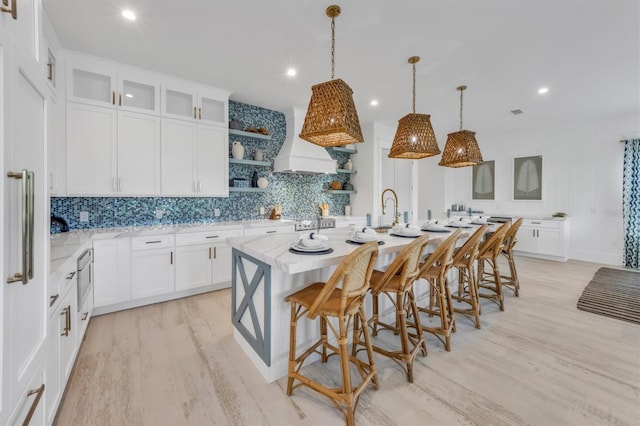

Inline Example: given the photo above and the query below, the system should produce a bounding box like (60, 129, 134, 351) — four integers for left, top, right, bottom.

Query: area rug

(577, 267, 640, 325)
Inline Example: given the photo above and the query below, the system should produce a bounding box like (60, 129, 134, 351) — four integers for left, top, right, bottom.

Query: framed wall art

(472, 160, 495, 200)
(513, 155, 542, 200)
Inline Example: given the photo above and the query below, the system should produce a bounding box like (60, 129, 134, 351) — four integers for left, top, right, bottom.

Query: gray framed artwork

(472, 160, 495, 200)
(513, 155, 542, 200)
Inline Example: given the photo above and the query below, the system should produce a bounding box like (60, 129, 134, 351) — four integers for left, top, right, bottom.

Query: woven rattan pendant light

(389, 56, 440, 159)
(439, 85, 483, 167)
(299, 5, 363, 147)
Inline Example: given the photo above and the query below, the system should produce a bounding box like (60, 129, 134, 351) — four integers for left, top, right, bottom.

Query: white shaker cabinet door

(117, 111, 161, 195)
(197, 123, 228, 196)
(211, 243, 233, 285)
(66, 102, 118, 195)
(536, 228, 565, 258)
(175, 244, 212, 291)
(131, 248, 174, 299)
(161, 118, 197, 195)
(93, 238, 131, 307)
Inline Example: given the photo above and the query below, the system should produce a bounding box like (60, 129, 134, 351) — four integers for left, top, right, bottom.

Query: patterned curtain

(623, 139, 640, 268)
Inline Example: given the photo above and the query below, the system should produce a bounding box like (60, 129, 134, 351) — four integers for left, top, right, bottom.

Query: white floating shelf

(229, 129, 272, 141)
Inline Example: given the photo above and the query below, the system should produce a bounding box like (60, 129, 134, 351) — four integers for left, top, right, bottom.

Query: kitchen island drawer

(522, 218, 565, 229)
(131, 234, 174, 250)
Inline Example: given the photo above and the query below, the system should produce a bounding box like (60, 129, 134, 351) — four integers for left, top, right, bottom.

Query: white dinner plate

(350, 235, 379, 243)
(290, 243, 330, 252)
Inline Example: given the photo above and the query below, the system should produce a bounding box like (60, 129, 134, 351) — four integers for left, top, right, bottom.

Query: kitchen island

(227, 226, 475, 383)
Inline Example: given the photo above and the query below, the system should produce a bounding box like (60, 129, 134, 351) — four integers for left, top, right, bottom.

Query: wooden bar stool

(285, 242, 379, 426)
(354, 234, 430, 383)
(476, 222, 510, 311)
(414, 229, 462, 352)
(451, 224, 488, 329)
(500, 217, 523, 297)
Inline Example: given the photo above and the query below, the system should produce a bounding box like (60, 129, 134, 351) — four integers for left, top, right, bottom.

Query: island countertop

(227, 226, 474, 275)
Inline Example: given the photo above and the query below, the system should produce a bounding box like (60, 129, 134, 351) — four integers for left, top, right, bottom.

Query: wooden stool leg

(467, 266, 481, 328)
(320, 316, 328, 362)
(492, 260, 505, 311)
(338, 316, 354, 425)
(395, 292, 413, 382)
(508, 254, 520, 296)
(359, 305, 379, 389)
(372, 293, 379, 336)
(287, 302, 297, 396)
(436, 278, 451, 352)
(444, 277, 456, 333)
(409, 289, 428, 357)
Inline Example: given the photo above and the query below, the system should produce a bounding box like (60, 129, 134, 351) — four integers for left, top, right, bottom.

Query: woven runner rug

(577, 267, 640, 325)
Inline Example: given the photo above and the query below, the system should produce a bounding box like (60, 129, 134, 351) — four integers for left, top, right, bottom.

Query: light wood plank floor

(55, 256, 640, 425)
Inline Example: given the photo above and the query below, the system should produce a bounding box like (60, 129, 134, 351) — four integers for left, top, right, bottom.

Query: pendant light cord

(412, 61, 416, 114)
(330, 16, 335, 79)
(459, 87, 464, 131)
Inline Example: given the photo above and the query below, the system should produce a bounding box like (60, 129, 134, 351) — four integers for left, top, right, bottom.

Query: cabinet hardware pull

(209, 247, 212, 260)
(66, 271, 76, 280)
(49, 294, 59, 307)
(170, 251, 173, 265)
(206, 235, 219, 239)
(6, 170, 33, 284)
(145, 240, 162, 244)
(22, 384, 45, 426)
(118, 177, 123, 192)
(214, 247, 217, 259)
(198, 181, 202, 193)
(531, 221, 541, 224)
(61, 306, 70, 336)
(82, 312, 88, 321)
(112, 91, 115, 105)
(1, 0, 16, 20)
(266, 230, 277, 234)
(198, 107, 202, 120)
(47, 63, 53, 81)
(119, 93, 122, 106)
(112, 177, 117, 192)
(193, 106, 197, 119)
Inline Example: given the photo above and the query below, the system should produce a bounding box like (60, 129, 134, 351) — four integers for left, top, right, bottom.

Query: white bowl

(299, 238, 324, 248)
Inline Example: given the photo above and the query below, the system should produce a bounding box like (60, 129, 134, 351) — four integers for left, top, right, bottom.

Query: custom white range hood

(273, 107, 337, 174)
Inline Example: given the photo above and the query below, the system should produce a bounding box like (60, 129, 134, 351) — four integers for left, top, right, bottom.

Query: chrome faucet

(381, 188, 400, 226)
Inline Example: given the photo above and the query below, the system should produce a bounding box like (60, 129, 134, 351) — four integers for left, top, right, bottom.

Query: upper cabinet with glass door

(67, 59, 160, 115)
(161, 81, 230, 126)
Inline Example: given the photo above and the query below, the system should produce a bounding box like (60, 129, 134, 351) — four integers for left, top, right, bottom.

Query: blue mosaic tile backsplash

(51, 100, 353, 230)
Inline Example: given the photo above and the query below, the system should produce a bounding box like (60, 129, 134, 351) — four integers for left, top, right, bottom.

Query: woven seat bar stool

(500, 217, 523, 297)
(285, 242, 379, 426)
(451, 224, 488, 329)
(413, 229, 462, 352)
(476, 222, 510, 311)
(353, 234, 430, 383)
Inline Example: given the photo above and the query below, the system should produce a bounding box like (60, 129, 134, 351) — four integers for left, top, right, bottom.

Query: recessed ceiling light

(125, 93, 133, 98)
(538, 87, 549, 94)
(370, 99, 379, 106)
(122, 10, 136, 21)
(286, 68, 297, 77)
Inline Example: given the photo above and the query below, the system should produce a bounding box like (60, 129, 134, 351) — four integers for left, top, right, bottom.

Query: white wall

(418, 112, 639, 265)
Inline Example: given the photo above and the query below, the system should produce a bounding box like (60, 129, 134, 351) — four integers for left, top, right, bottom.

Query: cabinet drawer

(131, 234, 174, 250)
(175, 229, 243, 246)
(244, 225, 295, 236)
(522, 219, 565, 229)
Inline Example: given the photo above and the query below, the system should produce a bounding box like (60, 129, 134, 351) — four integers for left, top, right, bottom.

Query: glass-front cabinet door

(198, 88, 228, 126)
(67, 63, 116, 108)
(118, 71, 160, 115)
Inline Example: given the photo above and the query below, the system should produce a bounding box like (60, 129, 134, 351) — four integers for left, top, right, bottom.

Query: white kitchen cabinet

(161, 80, 229, 126)
(131, 235, 175, 299)
(0, 0, 41, 62)
(161, 118, 228, 196)
(93, 238, 132, 308)
(2, 40, 49, 425)
(175, 228, 243, 291)
(5, 362, 46, 426)
(57, 284, 78, 386)
(66, 102, 161, 195)
(67, 60, 160, 115)
(514, 218, 570, 261)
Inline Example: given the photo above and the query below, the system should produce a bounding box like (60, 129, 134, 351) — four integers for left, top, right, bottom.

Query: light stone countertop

(227, 226, 475, 275)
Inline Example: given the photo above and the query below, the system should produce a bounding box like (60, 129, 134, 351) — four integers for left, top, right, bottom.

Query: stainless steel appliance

(294, 218, 336, 232)
(77, 249, 92, 312)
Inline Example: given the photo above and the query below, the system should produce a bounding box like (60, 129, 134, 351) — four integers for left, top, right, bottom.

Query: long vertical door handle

(198, 107, 202, 120)
(112, 91, 115, 105)
(119, 93, 122, 106)
(22, 384, 45, 426)
(213, 247, 217, 259)
(1, 0, 17, 20)
(6, 170, 28, 284)
(170, 251, 173, 265)
(208, 247, 212, 260)
(27, 171, 34, 280)
(193, 107, 197, 119)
